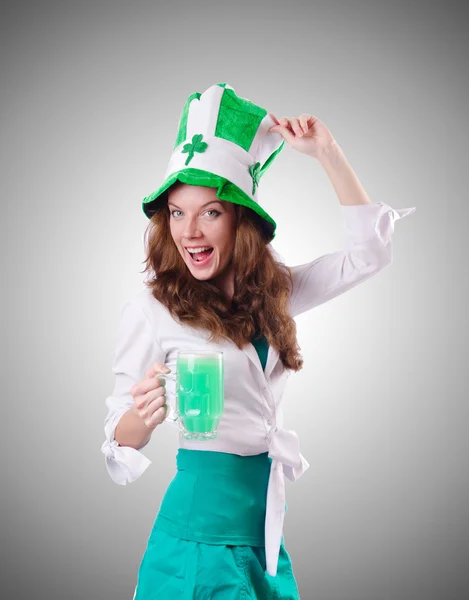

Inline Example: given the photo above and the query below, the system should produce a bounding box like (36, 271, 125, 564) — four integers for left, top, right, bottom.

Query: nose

(182, 215, 203, 238)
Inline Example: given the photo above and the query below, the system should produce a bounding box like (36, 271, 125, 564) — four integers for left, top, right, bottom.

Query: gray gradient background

(1, 1, 466, 599)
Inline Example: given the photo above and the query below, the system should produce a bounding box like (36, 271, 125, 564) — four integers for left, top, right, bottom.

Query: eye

(170, 209, 221, 218)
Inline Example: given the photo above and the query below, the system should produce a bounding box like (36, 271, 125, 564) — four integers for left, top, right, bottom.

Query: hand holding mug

(130, 362, 171, 429)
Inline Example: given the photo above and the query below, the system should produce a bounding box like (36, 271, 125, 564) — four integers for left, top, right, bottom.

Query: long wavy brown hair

(140, 192, 304, 373)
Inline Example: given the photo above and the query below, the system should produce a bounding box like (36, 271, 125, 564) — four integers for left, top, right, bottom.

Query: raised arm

(288, 202, 416, 317)
(268, 116, 417, 318)
(287, 142, 416, 317)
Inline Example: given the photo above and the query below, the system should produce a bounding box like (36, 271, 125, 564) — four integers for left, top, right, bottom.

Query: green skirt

(133, 449, 301, 599)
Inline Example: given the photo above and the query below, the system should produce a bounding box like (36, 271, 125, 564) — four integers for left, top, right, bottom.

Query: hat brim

(142, 168, 277, 240)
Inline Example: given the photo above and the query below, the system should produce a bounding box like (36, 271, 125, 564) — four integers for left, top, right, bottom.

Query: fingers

(298, 114, 313, 134)
(144, 395, 168, 428)
(134, 385, 166, 410)
(133, 384, 168, 428)
(269, 116, 302, 139)
(146, 361, 170, 379)
(131, 362, 170, 397)
(280, 116, 304, 137)
(270, 113, 315, 136)
(132, 376, 166, 399)
(142, 396, 168, 429)
(146, 403, 168, 428)
(269, 113, 281, 126)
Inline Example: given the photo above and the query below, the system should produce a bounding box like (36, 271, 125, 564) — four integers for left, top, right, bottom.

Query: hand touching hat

(268, 113, 337, 159)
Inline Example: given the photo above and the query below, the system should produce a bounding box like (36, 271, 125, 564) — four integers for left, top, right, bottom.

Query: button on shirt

(101, 201, 416, 576)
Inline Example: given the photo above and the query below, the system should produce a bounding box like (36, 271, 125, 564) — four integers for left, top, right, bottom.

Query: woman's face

(168, 183, 237, 286)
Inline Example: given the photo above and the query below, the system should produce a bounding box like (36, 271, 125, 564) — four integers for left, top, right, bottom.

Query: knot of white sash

(264, 426, 310, 577)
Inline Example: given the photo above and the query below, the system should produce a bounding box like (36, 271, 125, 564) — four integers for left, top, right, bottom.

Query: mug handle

(155, 372, 181, 426)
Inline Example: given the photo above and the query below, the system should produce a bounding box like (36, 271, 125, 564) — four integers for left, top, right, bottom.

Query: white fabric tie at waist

(265, 426, 310, 577)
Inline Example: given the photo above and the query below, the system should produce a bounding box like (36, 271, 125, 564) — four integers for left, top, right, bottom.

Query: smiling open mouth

(186, 247, 214, 266)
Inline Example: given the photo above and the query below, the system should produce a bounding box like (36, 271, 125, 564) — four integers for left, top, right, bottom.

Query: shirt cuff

(101, 409, 152, 485)
(342, 202, 417, 245)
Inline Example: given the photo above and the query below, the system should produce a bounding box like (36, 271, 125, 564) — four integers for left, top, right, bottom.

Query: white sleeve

(100, 299, 176, 486)
(288, 202, 416, 317)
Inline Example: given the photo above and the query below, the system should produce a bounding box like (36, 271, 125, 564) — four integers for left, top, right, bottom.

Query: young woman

(101, 83, 416, 599)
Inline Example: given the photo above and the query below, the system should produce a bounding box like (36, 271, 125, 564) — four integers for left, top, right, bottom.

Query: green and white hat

(142, 82, 285, 241)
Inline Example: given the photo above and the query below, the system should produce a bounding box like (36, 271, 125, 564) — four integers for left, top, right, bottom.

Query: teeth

(187, 246, 212, 254)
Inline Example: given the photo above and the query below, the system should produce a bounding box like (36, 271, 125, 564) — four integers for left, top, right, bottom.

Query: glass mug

(157, 351, 224, 440)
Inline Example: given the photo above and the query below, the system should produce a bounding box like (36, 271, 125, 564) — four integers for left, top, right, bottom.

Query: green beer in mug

(158, 351, 224, 440)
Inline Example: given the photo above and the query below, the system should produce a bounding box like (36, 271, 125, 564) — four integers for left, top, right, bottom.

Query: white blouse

(101, 201, 416, 577)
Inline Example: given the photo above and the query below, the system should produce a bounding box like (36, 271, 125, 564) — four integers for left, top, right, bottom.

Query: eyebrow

(167, 200, 224, 209)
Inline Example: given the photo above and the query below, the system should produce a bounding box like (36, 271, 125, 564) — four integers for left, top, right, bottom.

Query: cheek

(169, 223, 182, 243)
